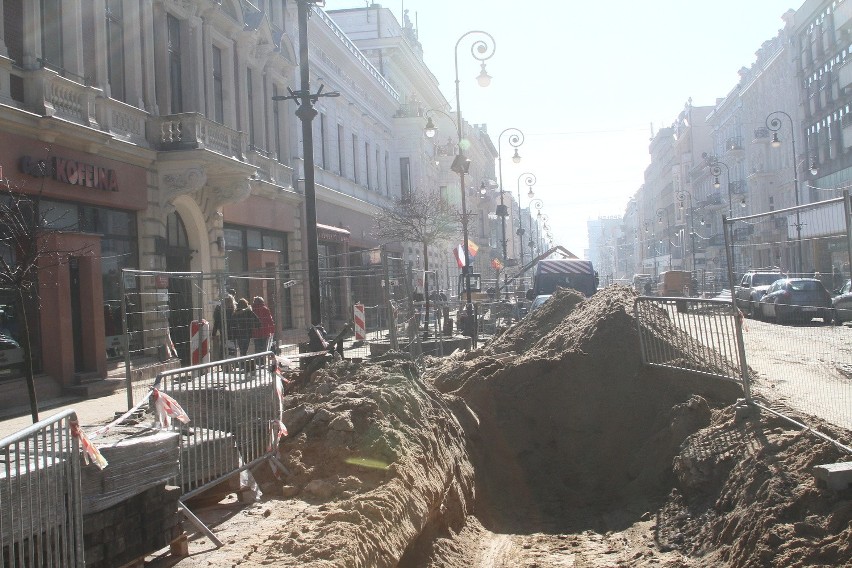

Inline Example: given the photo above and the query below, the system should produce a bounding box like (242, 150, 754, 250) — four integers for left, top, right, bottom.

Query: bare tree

(0, 175, 84, 422)
(373, 190, 460, 334)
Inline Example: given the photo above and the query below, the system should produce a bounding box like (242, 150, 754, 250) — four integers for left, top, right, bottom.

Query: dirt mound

(659, 407, 852, 567)
(165, 285, 850, 567)
(426, 286, 743, 529)
(234, 358, 475, 567)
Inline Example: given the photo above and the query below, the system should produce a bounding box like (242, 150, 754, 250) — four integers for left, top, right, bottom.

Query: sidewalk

(0, 388, 131, 439)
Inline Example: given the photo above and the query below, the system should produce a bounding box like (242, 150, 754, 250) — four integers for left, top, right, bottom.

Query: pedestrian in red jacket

(252, 296, 275, 353)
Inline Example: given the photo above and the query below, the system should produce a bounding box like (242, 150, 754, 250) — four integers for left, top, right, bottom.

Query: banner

(491, 258, 503, 270)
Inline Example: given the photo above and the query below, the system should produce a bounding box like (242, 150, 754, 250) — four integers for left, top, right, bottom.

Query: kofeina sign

(19, 155, 119, 192)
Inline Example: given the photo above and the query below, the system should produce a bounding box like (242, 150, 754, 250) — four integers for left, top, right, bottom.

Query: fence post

(122, 268, 133, 410)
(844, 190, 852, 282)
(723, 214, 752, 402)
(381, 247, 398, 350)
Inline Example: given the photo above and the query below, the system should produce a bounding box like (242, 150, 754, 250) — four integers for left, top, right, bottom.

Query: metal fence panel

(153, 353, 278, 497)
(635, 296, 744, 384)
(0, 410, 83, 568)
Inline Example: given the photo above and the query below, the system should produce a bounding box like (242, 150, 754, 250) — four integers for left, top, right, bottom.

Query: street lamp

(766, 110, 815, 275)
(676, 190, 696, 273)
(529, 198, 544, 257)
(453, 30, 495, 339)
(704, 153, 733, 215)
(496, 128, 524, 262)
(516, 172, 536, 266)
(271, 0, 340, 326)
(657, 207, 673, 270)
(644, 220, 659, 278)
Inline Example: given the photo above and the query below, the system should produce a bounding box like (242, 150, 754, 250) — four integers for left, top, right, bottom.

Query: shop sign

(19, 155, 119, 192)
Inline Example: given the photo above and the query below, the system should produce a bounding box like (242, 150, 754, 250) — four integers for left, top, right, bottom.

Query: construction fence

(0, 409, 84, 568)
(636, 192, 852, 453)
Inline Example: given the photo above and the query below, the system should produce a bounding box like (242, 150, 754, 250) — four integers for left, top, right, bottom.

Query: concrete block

(170, 534, 189, 558)
(813, 461, 852, 491)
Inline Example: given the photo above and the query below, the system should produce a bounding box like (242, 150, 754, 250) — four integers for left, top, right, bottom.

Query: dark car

(757, 278, 833, 324)
(832, 279, 852, 323)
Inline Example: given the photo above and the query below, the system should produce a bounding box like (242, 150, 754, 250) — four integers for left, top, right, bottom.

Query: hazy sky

(325, 0, 797, 257)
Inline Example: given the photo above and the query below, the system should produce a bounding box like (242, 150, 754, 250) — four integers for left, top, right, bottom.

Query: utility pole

(272, 0, 338, 326)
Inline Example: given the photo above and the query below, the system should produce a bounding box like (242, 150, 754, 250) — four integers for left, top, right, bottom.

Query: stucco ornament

(159, 166, 208, 215)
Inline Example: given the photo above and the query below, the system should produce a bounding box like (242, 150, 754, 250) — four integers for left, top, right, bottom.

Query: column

(140, 0, 157, 113)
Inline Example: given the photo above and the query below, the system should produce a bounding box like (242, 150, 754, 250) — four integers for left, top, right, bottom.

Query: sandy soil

(148, 286, 851, 567)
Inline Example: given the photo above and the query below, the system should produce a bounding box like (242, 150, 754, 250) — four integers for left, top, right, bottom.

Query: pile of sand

(170, 285, 850, 567)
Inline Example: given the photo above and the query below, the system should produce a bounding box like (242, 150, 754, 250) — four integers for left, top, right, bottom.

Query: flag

(453, 244, 465, 268)
(466, 240, 479, 257)
(491, 258, 503, 270)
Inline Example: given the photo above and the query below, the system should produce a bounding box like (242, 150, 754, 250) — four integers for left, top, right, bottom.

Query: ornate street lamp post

(766, 110, 817, 275)
(454, 30, 495, 340)
(657, 207, 672, 270)
(516, 172, 535, 266)
(496, 128, 523, 261)
(676, 190, 696, 273)
(529, 198, 544, 257)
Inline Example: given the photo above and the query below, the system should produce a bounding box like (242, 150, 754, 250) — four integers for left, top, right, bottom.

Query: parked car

(832, 279, 852, 323)
(735, 270, 784, 317)
(529, 294, 552, 314)
(757, 278, 833, 324)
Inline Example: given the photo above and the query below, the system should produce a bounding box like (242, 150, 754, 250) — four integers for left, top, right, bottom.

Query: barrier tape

(71, 419, 109, 470)
(151, 388, 191, 428)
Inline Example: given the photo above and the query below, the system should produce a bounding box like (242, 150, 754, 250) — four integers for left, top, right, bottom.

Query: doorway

(165, 212, 194, 364)
(69, 257, 84, 372)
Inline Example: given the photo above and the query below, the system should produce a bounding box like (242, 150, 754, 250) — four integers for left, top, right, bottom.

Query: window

(385, 152, 390, 195)
(320, 113, 327, 169)
(167, 14, 183, 113)
(41, 0, 63, 72)
(273, 85, 283, 161)
(212, 46, 224, 123)
(375, 147, 381, 192)
(337, 124, 345, 175)
(400, 157, 411, 198)
(247, 68, 256, 148)
(365, 142, 371, 189)
(352, 134, 358, 182)
(106, 0, 125, 101)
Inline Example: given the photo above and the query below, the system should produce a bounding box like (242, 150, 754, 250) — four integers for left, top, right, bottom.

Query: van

(657, 270, 693, 297)
(632, 274, 654, 295)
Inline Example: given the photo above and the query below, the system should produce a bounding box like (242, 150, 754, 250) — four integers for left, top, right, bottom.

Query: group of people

(211, 292, 275, 358)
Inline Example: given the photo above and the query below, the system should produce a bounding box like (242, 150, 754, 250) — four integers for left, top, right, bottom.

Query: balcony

(699, 192, 722, 208)
(730, 180, 748, 195)
(724, 136, 744, 158)
(28, 67, 101, 128)
(752, 127, 771, 143)
(146, 113, 246, 160)
(835, 0, 852, 34)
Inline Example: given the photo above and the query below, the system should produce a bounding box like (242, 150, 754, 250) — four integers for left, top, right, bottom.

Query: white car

(529, 294, 552, 313)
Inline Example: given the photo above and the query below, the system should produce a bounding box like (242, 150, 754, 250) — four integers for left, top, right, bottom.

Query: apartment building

(0, 1, 497, 408)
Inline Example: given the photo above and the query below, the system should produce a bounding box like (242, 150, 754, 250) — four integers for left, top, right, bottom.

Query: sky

(325, 0, 798, 257)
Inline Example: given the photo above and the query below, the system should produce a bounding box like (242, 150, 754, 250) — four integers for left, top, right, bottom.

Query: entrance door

(165, 212, 194, 364)
(69, 258, 84, 372)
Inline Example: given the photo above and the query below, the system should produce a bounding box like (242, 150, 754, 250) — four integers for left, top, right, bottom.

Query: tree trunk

(423, 243, 430, 335)
(18, 288, 38, 423)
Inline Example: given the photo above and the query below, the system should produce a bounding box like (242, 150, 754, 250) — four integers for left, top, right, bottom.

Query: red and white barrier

(353, 303, 366, 340)
(190, 319, 210, 365)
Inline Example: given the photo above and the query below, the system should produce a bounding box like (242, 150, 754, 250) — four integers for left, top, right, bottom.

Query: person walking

(252, 296, 275, 353)
(232, 298, 260, 357)
(211, 294, 236, 359)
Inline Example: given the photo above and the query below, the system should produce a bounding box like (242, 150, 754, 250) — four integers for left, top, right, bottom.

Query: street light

(643, 220, 659, 278)
(704, 153, 733, 215)
(657, 207, 673, 270)
(766, 110, 815, 275)
(453, 30, 495, 339)
(496, 128, 524, 262)
(516, 172, 536, 266)
(271, 0, 340, 326)
(676, 190, 696, 273)
(529, 198, 544, 257)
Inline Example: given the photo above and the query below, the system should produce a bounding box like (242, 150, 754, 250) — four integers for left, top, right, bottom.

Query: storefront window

(224, 224, 291, 328)
(41, 200, 138, 360)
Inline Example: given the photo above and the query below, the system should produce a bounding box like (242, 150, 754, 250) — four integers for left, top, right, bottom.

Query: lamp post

(644, 221, 658, 278)
(538, 213, 549, 253)
(766, 110, 814, 275)
(657, 207, 672, 270)
(271, 0, 340, 327)
(529, 198, 544, 257)
(516, 172, 535, 266)
(496, 128, 523, 261)
(705, 154, 733, 215)
(453, 30, 495, 341)
(676, 190, 696, 273)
